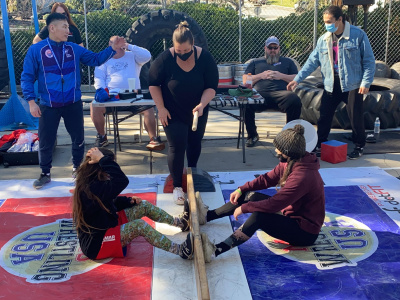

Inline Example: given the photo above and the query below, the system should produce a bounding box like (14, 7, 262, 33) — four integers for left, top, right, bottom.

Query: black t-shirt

(245, 56, 298, 92)
(38, 24, 83, 45)
(148, 48, 219, 125)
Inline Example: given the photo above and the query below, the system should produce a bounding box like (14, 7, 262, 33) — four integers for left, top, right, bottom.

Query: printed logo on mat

(257, 213, 378, 270)
(0, 219, 111, 283)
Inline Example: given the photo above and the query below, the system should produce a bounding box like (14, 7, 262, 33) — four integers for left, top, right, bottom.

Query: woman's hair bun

(293, 124, 305, 136)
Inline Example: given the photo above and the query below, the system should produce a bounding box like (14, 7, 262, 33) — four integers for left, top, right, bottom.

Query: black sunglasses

(267, 46, 279, 50)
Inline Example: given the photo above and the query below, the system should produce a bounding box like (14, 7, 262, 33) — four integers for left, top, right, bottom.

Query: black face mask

(175, 49, 193, 61)
(277, 154, 288, 163)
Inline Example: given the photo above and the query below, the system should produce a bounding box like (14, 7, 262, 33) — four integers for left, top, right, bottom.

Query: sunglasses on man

(267, 46, 279, 50)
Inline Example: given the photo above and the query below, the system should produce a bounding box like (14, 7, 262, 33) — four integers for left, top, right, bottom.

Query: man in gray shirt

(244, 36, 301, 147)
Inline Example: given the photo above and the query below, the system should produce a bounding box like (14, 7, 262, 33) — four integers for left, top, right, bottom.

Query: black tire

(0, 27, 9, 91)
(295, 76, 400, 130)
(390, 62, 400, 80)
(374, 60, 391, 78)
(126, 9, 209, 89)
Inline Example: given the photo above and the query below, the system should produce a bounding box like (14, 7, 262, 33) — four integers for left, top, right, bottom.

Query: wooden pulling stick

(192, 111, 199, 131)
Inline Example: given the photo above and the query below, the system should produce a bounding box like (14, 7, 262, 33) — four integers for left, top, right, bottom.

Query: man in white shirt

(91, 36, 164, 151)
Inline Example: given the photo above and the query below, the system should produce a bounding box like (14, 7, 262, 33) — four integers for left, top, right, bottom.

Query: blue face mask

(325, 22, 338, 33)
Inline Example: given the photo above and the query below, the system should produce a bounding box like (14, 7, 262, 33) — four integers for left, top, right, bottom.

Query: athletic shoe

(348, 147, 363, 160)
(178, 200, 190, 232)
(173, 187, 186, 205)
(72, 167, 77, 179)
(201, 232, 216, 263)
(196, 192, 209, 225)
(312, 146, 321, 157)
(179, 232, 194, 260)
(94, 134, 109, 147)
(366, 134, 377, 143)
(146, 136, 165, 151)
(33, 173, 51, 189)
(246, 134, 259, 147)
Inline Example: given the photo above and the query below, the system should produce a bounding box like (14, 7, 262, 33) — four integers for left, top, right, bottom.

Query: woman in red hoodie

(199, 125, 325, 261)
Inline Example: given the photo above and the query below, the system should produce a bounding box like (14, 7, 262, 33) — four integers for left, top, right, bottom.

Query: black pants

(318, 76, 365, 148)
(163, 109, 208, 187)
(38, 101, 85, 174)
(209, 192, 318, 248)
(245, 90, 302, 138)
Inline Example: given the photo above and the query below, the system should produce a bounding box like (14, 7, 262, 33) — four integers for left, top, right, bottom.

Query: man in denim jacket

(287, 5, 375, 159)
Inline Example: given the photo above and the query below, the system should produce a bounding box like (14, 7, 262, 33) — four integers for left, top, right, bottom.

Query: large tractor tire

(0, 27, 9, 91)
(295, 76, 400, 130)
(390, 62, 400, 80)
(126, 9, 208, 89)
(374, 60, 391, 78)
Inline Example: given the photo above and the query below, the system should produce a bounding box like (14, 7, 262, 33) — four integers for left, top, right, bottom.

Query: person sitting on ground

(92, 36, 165, 151)
(196, 125, 325, 262)
(72, 147, 193, 261)
(33, 2, 83, 47)
(243, 36, 302, 147)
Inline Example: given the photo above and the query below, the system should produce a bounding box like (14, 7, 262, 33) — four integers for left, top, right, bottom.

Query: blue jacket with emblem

(294, 22, 375, 93)
(21, 38, 116, 107)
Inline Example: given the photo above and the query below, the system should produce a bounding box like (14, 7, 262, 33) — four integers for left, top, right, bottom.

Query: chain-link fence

(1, 0, 400, 91)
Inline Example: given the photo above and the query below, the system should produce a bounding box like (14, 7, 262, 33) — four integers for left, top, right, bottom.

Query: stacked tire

(0, 27, 9, 91)
(125, 9, 208, 89)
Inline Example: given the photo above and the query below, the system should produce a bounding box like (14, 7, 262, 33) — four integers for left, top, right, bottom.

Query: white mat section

(0, 175, 160, 199)
(151, 184, 252, 300)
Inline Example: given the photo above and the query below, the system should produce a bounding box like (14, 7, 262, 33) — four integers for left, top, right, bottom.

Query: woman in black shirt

(149, 21, 219, 205)
(72, 147, 194, 261)
(33, 2, 83, 46)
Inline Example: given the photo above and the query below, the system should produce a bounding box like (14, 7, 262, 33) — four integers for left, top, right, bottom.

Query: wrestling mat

(0, 167, 399, 299)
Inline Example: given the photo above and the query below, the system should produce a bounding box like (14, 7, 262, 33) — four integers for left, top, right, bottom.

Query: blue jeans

(38, 101, 85, 173)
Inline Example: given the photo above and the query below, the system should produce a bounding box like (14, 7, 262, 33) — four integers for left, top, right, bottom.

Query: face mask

(175, 49, 193, 61)
(277, 154, 288, 163)
(325, 22, 338, 33)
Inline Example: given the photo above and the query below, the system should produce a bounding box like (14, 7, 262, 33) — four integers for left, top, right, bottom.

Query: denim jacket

(294, 22, 375, 93)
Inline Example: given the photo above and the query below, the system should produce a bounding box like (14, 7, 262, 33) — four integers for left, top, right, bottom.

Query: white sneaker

(195, 191, 209, 225)
(173, 187, 186, 205)
(201, 232, 216, 263)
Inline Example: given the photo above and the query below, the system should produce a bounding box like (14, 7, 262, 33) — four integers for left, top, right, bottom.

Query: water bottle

(245, 73, 252, 88)
(374, 117, 380, 141)
(374, 117, 380, 134)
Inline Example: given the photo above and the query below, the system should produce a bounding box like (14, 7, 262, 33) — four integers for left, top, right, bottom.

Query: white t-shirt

(94, 44, 151, 91)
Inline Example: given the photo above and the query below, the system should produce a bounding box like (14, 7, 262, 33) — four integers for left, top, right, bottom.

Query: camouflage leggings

(120, 200, 175, 252)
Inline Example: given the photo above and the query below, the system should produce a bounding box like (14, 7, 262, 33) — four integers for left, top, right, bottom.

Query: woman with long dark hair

(197, 125, 325, 262)
(148, 21, 219, 205)
(72, 147, 193, 260)
(33, 2, 83, 46)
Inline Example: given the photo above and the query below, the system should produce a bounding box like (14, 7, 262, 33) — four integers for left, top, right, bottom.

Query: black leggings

(163, 109, 208, 187)
(209, 192, 318, 251)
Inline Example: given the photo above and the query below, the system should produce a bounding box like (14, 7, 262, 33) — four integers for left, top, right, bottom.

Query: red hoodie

(240, 152, 325, 235)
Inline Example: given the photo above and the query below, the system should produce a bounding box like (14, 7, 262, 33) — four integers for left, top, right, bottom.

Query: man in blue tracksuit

(287, 5, 375, 160)
(21, 13, 125, 189)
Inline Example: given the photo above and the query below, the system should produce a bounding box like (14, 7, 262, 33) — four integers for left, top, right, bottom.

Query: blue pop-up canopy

(0, 0, 38, 131)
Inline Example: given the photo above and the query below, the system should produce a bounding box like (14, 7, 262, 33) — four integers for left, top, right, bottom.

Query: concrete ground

(1, 98, 400, 181)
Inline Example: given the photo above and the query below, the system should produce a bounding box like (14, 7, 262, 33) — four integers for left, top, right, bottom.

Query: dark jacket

(240, 152, 325, 234)
(77, 156, 133, 259)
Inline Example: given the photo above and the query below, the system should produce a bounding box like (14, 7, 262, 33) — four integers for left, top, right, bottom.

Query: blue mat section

(222, 186, 400, 300)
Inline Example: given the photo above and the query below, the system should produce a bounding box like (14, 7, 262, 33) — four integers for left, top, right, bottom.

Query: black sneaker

(94, 134, 109, 147)
(312, 146, 321, 157)
(178, 200, 190, 232)
(33, 173, 51, 189)
(246, 134, 259, 147)
(146, 136, 165, 151)
(348, 147, 363, 160)
(179, 232, 194, 260)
